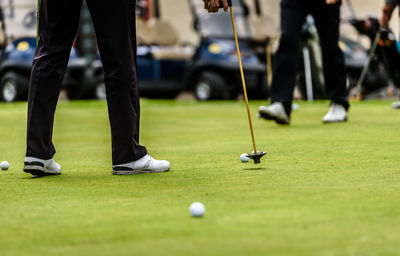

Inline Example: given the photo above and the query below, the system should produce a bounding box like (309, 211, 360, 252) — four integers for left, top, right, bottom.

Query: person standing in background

(258, 0, 349, 124)
(380, 0, 400, 109)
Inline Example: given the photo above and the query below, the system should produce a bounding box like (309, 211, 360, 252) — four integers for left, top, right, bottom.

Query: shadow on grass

(19, 169, 174, 187)
(22, 175, 61, 180)
(243, 167, 267, 171)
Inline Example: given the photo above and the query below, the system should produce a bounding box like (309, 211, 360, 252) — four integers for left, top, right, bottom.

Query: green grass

(0, 99, 399, 256)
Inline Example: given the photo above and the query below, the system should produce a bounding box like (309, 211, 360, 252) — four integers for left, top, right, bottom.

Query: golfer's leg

(312, 2, 349, 109)
(86, 0, 147, 165)
(270, 0, 308, 115)
(26, 0, 83, 159)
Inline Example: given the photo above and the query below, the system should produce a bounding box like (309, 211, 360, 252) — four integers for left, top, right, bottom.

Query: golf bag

(349, 16, 400, 97)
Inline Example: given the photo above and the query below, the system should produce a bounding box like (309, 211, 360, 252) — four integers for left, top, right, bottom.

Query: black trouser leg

(311, 1, 349, 109)
(270, 0, 308, 116)
(26, 0, 83, 159)
(85, 0, 147, 165)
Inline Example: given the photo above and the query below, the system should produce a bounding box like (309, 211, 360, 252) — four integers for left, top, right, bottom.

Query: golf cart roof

(189, 0, 251, 40)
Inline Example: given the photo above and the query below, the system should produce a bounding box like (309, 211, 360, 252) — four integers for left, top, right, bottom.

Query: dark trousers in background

(270, 0, 349, 115)
(26, 0, 147, 165)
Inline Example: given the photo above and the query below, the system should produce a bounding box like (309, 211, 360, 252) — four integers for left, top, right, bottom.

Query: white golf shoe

(322, 103, 348, 123)
(392, 101, 400, 109)
(24, 157, 62, 176)
(112, 154, 170, 175)
(258, 102, 290, 124)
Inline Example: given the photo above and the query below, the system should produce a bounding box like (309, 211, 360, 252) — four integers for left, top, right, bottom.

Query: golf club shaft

(229, 7, 257, 153)
(266, 43, 273, 87)
(355, 31, 380, 99)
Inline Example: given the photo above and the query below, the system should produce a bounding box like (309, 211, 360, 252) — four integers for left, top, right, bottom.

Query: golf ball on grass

(190, 202, 205, 217)
(292, 103, 300, 111)
(240, 153, 250, 163)
(0, 161, 9, 170)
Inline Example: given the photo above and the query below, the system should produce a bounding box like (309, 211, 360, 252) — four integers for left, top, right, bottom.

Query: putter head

(247, 151, 267, 164)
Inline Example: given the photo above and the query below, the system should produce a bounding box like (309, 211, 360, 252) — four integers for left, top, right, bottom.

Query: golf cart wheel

(0, 71, 29, 102)
(194, 71, 231, 101)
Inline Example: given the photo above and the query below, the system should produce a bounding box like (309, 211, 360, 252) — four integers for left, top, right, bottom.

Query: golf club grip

(220, 0, 232, 8)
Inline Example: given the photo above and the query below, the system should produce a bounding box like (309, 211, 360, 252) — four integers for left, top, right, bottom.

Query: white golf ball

(0, 161, 9, 170)
(292, 103, 300, 111)
(190, 202, 205, 217)
(240, 153, 250, 163)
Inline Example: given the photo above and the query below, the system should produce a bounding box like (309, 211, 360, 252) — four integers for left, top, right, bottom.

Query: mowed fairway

(0, 100, 399, 256)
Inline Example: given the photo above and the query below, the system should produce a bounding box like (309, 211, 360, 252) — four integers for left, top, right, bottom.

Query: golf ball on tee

(0, 161, 9, 170)
(190, 202, 205, 217)
(240, 153, 250, 163)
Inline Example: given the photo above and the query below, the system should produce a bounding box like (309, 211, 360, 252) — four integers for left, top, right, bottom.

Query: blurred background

(0, 0, 399, 102)
(158, 0, 399, 46)
(3, 0, 396, 45)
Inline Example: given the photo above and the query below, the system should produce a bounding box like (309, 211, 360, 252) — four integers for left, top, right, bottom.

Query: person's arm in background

(203, 0, 229, 13)
(380, 1, 397, 28)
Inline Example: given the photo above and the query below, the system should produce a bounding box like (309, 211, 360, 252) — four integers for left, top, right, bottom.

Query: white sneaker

(24, 157, 62, 176)
(392, 101, 400, 109)
(258, 102, 290, 124)
(112, 154, 170, 175)
(322, 103, 348, 123)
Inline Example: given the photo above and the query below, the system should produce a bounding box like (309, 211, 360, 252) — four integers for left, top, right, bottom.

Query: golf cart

(0, 4, 98, 102)
(186, 0, 268, 100)
(133, 0, 268, 100)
